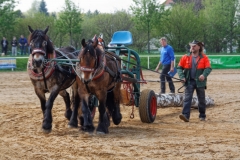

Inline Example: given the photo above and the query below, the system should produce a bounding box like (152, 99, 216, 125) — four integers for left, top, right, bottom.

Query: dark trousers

(182, 80, 206, 119)
(160, 64, 175, 93)
(20, 45, 26, 55)
(2, 47, 7, 54)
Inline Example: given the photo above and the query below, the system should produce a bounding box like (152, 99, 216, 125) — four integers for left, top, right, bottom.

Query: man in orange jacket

(177, 40, 212, 122)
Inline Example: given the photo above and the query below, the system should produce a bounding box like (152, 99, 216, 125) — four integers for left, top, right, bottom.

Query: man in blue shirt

(155, 37, 175, 94)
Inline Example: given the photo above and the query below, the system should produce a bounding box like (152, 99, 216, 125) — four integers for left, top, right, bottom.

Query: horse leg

(112, 100, 122, 125)
(80, 97, 95, 132)
(42, 86, 60, 133)
(34, 88, 46, 116)
(59, 90, 72, 120)
(112, 83, 122, 125)
(107, 83, 122, 125)
(78, 95, 97, 127)
(96, 93, 110, 134)
(106, 90, 114, 121)
(68, 88, 80, 128)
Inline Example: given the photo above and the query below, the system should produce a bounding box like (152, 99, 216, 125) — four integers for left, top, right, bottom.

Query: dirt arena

(0, 69, 240, 159)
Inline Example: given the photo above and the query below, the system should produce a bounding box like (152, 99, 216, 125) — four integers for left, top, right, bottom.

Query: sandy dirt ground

(0, 69, 240, 159)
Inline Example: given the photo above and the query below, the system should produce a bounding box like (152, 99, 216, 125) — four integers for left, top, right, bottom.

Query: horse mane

(28, 29, 54, 54)
(82, 39, 103, 58)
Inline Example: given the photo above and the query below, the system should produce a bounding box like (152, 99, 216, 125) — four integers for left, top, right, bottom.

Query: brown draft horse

(27, 26, 80, 133)
(75, 37, 122, 134)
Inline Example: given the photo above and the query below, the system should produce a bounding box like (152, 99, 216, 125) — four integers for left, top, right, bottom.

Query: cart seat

(109, 31, 133, 46)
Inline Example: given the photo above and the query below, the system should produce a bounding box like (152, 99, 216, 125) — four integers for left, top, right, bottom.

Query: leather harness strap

(104, 65, 116, 78)
(84, 81, 91, 94)
(41, 68, 48, 91)
(104, 54, 122, 82)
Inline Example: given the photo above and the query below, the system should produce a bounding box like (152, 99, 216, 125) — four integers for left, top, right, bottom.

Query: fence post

(148, 56, 149, 69)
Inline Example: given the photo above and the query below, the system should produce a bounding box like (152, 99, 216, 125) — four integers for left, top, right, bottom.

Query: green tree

(14, 13, 57, 45)
(202, 0, 240, 53)
(93, 10, 134, 44)
(130, 26, 149, 52)
(130, 0, 166, 53)
(15, 10, 24, 18)
(25, 0, 40, 16)
(173, 0, 203, 11)
(80, 10, 147, 52)
(79, 13, 98, 47)
(0, 0, 17, 42)
(50, 12, 57, 18)
(39, 0, 49, 16)
(161, 2, 202, 52)
(55, 0, 82, 46)
(221, 0, 240, 53)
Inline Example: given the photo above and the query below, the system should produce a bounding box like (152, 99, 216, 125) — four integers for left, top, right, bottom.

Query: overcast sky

(15, 0, 165, 13)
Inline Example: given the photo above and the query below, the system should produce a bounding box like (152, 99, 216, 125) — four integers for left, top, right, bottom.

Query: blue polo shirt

(159, 45, 175, 65)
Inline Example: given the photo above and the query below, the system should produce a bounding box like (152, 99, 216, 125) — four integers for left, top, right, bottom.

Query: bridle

(30, 31, 49, 57)
(77, 41, 106, 83)
(79, 42, 98, 73)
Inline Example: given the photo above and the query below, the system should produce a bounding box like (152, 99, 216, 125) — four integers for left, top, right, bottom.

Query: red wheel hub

(150, 96, 157, 116)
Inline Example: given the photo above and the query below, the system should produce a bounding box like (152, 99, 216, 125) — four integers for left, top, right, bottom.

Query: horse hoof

(96, 125, 109, 134)
(112, 113, 122, 125)
(68, 124, 78, 128)
(42, 122, 52, 133)
(112, 117, 122, 125)
(96, 131, 107, 135)
(80, 125, 95, 133)
(42, 128, 52, 134)
(65, 109, 72, 120)
(68, 121, 78, 128)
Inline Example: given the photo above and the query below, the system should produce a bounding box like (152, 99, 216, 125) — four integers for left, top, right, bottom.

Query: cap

(189, 40, 204, 47)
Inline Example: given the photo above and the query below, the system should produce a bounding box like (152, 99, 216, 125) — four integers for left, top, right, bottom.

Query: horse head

(28, 25, 54, 70)
(78, 36, 99, 83)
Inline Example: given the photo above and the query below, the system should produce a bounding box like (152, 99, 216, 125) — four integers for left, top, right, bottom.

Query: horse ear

(28, 25, 34, 33)
(43, 26, 49, 34)
(92, 35, 98, 48)
(81, 39, 86, 47)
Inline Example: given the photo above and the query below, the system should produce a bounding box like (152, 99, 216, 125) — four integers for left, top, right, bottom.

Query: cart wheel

(139, 89, 157, 123)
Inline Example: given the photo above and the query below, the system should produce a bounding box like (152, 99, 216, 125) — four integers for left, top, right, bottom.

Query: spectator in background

(28, 42, 31, 55)
(19, 35, 27, 55)
(11, 36, 18, 56)
(1, 37, 8, 55)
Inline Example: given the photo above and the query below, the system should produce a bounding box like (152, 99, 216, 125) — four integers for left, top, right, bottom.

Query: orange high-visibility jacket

(177, 53, 212, 88)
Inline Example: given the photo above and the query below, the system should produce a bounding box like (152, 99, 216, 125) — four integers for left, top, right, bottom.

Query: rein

(41, 68, 48, 91)
(105, 51, 186, 93)
(105, 51, 182, 81)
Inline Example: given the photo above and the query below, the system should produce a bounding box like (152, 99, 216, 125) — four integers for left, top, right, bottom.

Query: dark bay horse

(27, 26, 80, 133)
(75, 36, 122, 134)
